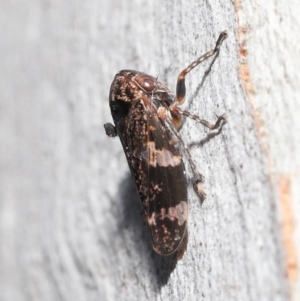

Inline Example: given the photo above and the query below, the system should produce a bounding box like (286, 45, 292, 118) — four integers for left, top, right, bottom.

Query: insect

(104, 31, 227, 256)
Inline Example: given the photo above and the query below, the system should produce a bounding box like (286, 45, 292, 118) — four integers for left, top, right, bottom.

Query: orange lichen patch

(234, 1, 298, 293)
(238, 26, 248, 36)
(279, 175, 298, 282)
(252, 109, 268, 141)
(233, 0, 254, 96)
(239, 64, 249, 81)
(239, 47, 248, 57)
(234, 1, 269, 153)
(240, 65, 254, 93)
(233, 0, 242, 12)
(236, 29, 254, 97)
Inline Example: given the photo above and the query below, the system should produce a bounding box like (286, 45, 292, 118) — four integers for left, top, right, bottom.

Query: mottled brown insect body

(109, 70, 188, 254)
(104, 31, 228, 256)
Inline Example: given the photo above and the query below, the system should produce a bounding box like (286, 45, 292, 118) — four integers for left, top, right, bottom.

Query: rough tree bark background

(0, 0, 299, 301)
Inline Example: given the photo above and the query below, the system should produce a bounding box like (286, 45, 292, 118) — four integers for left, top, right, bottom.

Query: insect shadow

(189, 122, 226, 148)
(186, 50, 226, 147)
(118, 172, 178, 288)
(191, 50, 221, 107)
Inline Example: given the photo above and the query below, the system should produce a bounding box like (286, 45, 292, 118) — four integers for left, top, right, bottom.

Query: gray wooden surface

(1, 1, 299, 301)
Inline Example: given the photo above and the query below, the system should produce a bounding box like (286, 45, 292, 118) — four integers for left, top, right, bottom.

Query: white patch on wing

(147, 201, 188, 226)
(148, 141, 181, 167)
(157, 106, 169, 121)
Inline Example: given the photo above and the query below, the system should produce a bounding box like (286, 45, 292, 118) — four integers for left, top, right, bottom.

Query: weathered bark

(1, 1, 299, 300)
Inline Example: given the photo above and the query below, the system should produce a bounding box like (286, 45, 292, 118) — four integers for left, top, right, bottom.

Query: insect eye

(135, 74, 156, 93)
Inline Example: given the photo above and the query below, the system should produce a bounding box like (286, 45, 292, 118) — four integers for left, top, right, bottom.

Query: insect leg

(175, 31, 228, 104)
(177, 109, 227, 130)
(104, 123, 118, 137)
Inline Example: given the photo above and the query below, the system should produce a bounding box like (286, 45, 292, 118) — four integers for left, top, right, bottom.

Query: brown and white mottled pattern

(107, 70, 189, 255)
(147, 141, 181, 167)
(157, 106, 169, 121)
(110, 74, 143, 103)
(147, 201, 188, 226)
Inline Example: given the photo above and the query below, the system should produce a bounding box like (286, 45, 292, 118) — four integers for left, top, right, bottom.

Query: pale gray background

(1, 1, 299, 301)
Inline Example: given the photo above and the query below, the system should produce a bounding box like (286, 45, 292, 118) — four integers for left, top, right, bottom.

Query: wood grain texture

(0, 0, 298, 300)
